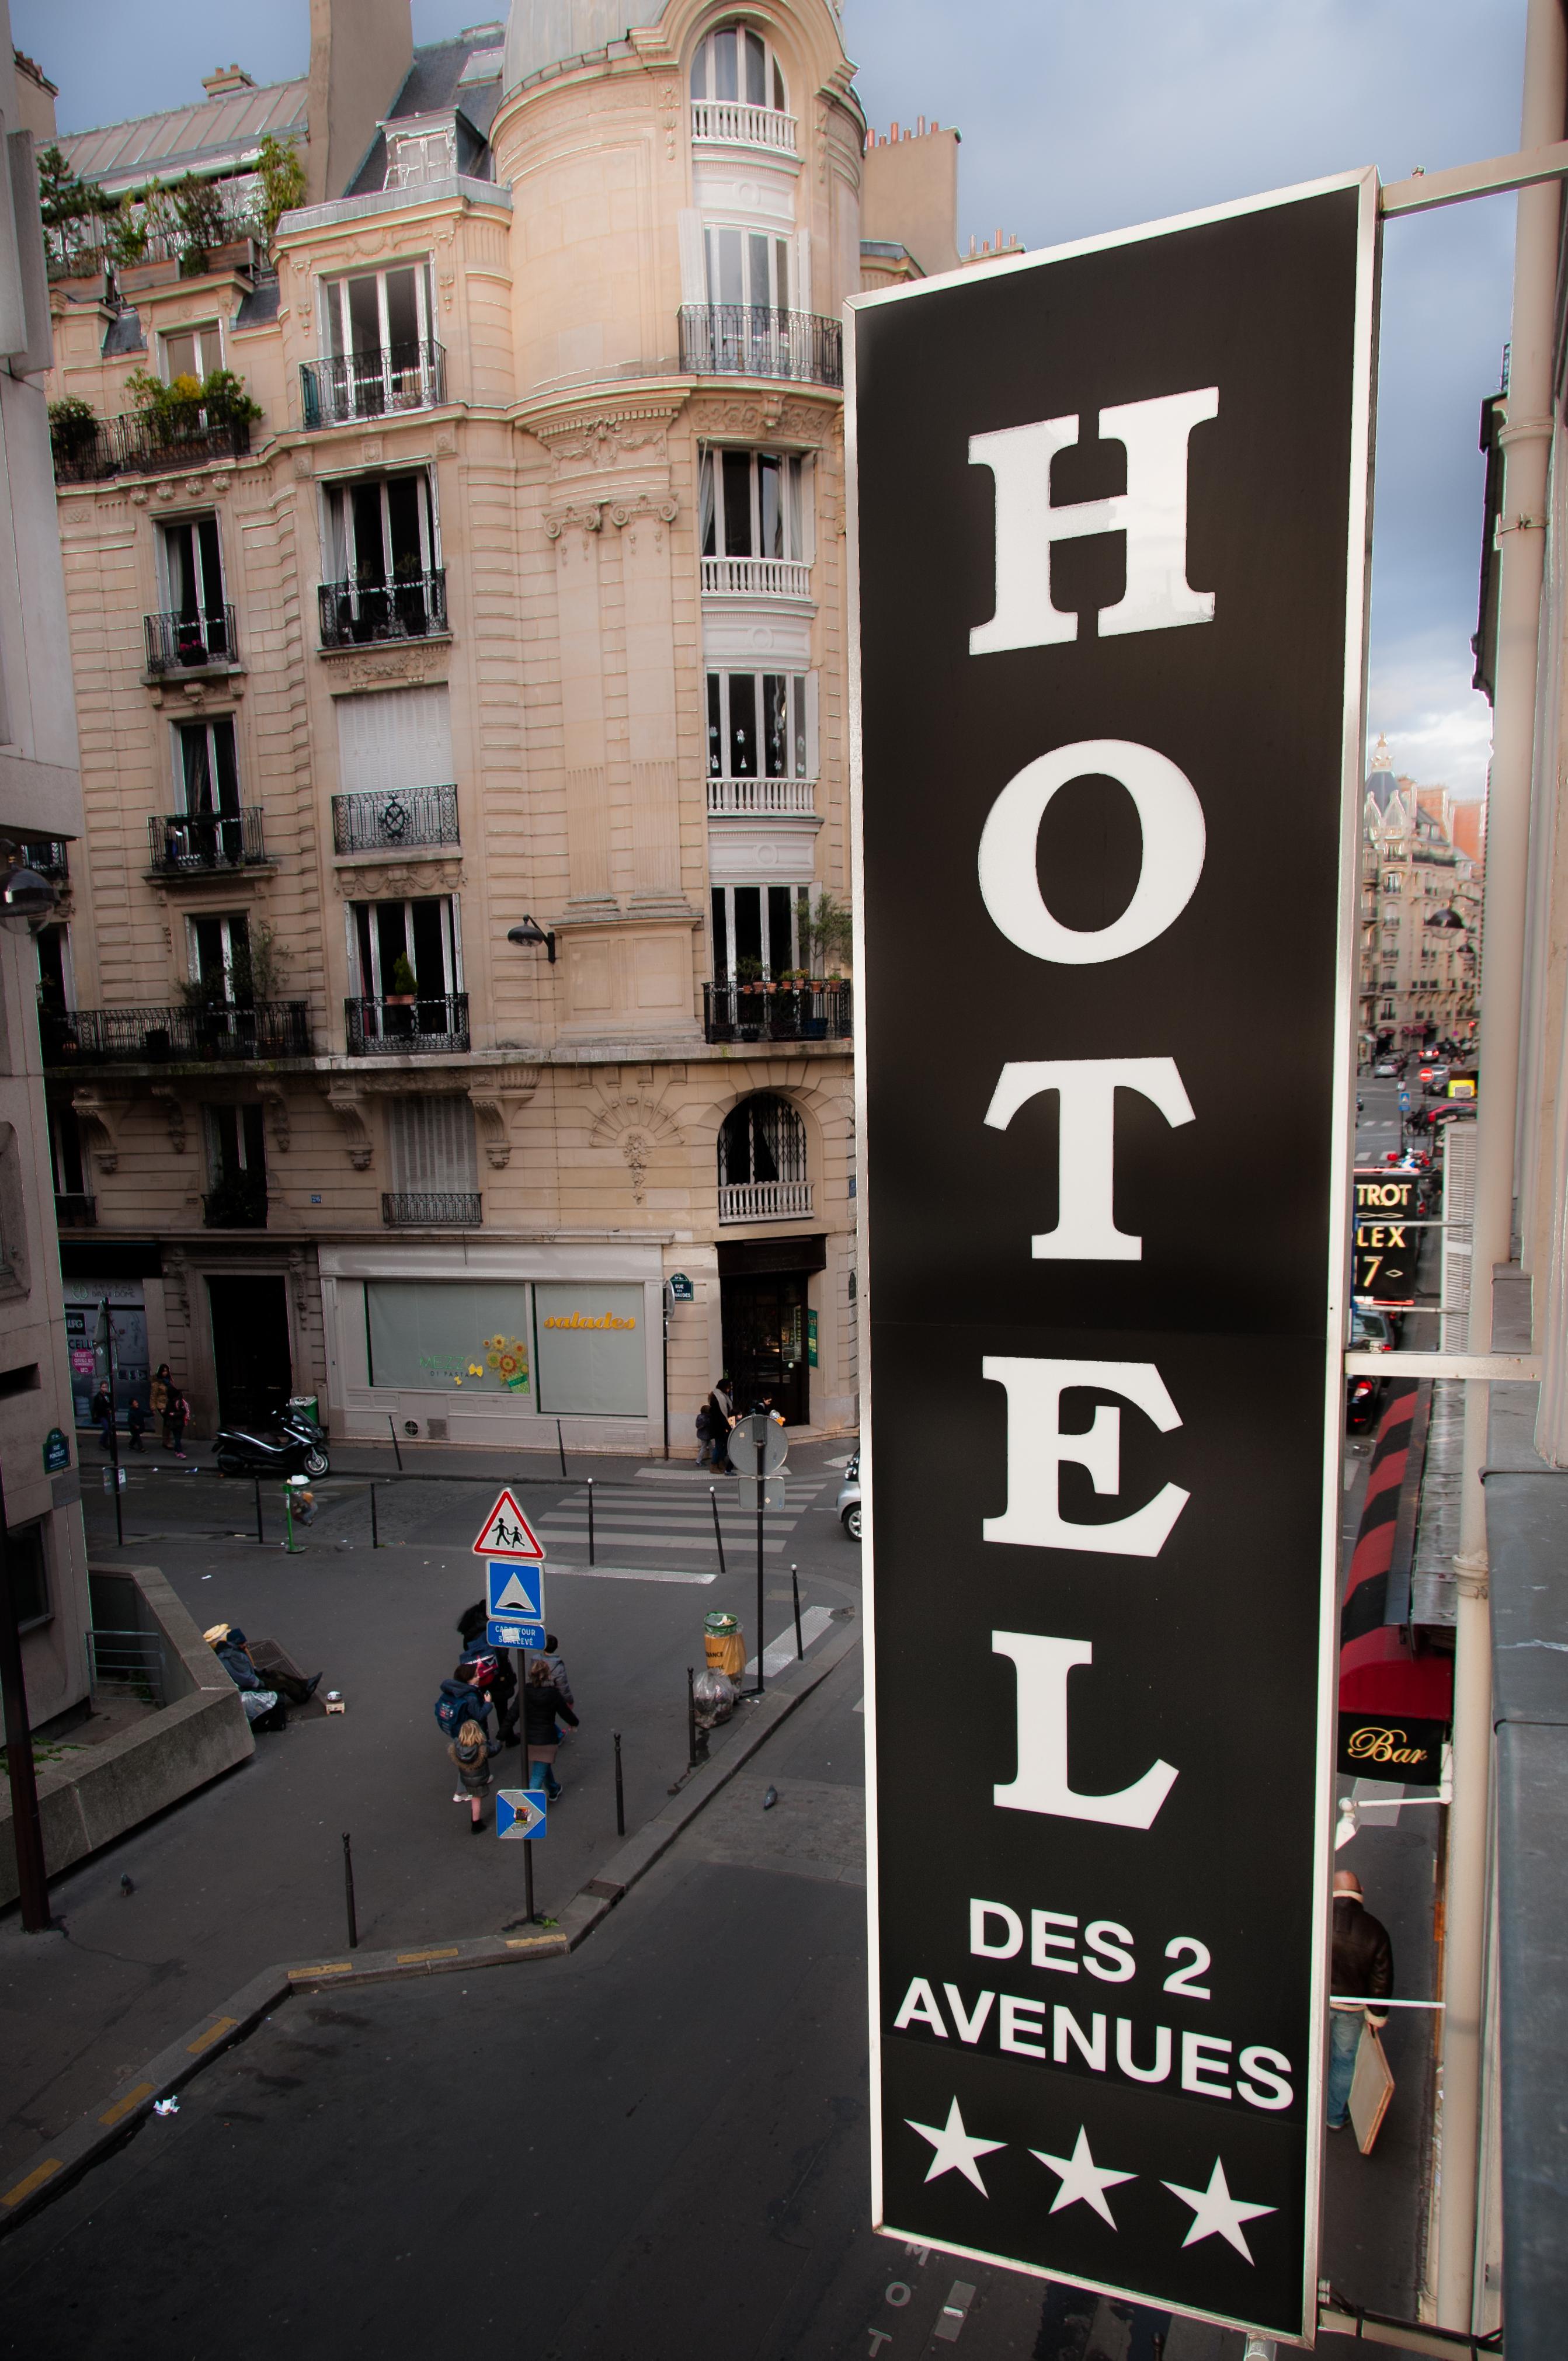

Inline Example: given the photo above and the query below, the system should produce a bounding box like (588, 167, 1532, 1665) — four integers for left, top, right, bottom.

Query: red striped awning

(1339, 1379, 1454, 1720)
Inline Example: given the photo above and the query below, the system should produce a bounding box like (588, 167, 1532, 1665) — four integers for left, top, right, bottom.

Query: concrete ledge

(0, 1564, 253, 1907)
(0, 1617, 858, 2237)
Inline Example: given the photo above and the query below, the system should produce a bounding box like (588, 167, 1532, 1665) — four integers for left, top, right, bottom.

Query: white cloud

(1369, 627, 1493, 796)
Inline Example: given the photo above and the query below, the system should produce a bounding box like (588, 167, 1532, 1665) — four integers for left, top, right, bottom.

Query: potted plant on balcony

(47, 395, 99, 475)
(733, 956, 763, 1040)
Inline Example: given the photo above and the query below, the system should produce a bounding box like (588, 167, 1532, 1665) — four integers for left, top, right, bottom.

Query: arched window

(690, 21, 788, 113)
(718, 1093, 806, 1188)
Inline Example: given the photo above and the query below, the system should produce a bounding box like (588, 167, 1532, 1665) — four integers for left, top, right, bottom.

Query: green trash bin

(288, 1393, 321, 1428)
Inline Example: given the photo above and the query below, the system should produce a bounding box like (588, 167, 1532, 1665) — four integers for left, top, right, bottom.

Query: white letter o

(976, 738, 1206, 965)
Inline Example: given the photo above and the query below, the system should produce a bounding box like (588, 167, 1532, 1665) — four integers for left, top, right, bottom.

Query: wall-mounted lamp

(0, 866, 57, 936)
(507, 916, 556, 964)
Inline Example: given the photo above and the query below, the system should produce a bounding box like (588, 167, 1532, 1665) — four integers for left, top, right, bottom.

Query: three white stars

(1162, 2157, 1277, 2262)
(905, 2105, 1276, 2263)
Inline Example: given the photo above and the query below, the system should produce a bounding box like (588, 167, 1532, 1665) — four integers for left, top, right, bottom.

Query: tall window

(158, 515, 231, 662)
(322, 472, 437, 586)
(321, 264, 433, 361)
(699, 448, 808, 561)
(711, 884, 811, 979)
(349, 896, 461, 1000)
(176, 718, 240, 816)
(707, 670, 811, 778)
(718, 1093, 806, 1187)
(161, 322, 221, 381)
(206, 1104, 266, 1187)
(189, 912, 250, 1004)
(36, 923, 73, 1014)
(50, 1104, 86, 1196)
(704, 224, 791, 311)
(690, 22, 787, 110)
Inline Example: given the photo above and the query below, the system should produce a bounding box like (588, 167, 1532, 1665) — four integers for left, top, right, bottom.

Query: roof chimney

(202, 64, 256, 96)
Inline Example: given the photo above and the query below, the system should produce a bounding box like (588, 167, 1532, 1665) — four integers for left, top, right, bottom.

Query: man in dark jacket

(1328, 1869, 1393, 2128)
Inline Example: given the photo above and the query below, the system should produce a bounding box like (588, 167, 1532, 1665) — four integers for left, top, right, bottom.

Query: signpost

(496, 1788, 547, 1839)
(1353, 1167, 1420, 1305)
(850, 171, 1375, 2338)
(471, 1487, 545, 1562)
(728, 1413, 787, 1695)
(486, 1557, 547, 1653)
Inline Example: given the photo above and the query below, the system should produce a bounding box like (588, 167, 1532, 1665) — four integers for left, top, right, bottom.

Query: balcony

(718, 1179, 814, 1224)
(147, 808, 267, 874)
(689, 99, 797, 152)
(319, 572, 448, 649)
(144, 606, 238, 674)
(54, 1192, 96, 1226)
(707, 777, 816, 818)
(381, 1191, 482, 1228)
(40, 1002, 312, 1067)
(703, 980, 851, 1044)
(18, 840, 68, 881)
(300, 342, 448, 429)
(50, 412, 253, 488)
(679, 305, 843, 389)
(203, 1176, 268, 1230)
(700, 555, 812, 600)
(345, 993, 470, 1056)
(332, 785, 459, 856)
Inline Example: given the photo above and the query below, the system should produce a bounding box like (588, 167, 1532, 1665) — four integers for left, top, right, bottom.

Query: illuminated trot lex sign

(848, 170, 1376, 2341)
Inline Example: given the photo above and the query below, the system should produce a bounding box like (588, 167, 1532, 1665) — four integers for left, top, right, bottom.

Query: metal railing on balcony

(700, 554, 812, 600)
(706, 777, 817, 817)
(689, 99, 798, 151)
(703, 980, 851, 1044)
(203, 1176, 268, 1229)
(332, 784, 460, 856)
(679, 304, 843, 388)
(300, 341, 448, 428)
(718, 1179, 815, 1224)
(381, 1191, 482, 1228)
(50, 411, 254, 488)
(318, 571, 448, 648)
(345, 993, 470, 1056)
(144, 605, 238, 673)
(147, 808, 266, 872)
(54, 1192, 96, 1226)
(40, 1001, 312, 1066)
(18, 840, 68, 880)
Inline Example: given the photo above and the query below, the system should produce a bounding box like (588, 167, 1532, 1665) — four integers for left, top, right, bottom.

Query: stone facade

(1359, 741, 1482, 1058)
(37, 0, 922, 1452)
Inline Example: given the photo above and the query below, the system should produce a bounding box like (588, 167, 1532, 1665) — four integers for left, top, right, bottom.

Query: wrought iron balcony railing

(332, 784, 459, 856)
(345, 993, 470, 1056)
(53, 1192, 96, 1226)
(318, 571, 448, 648)
(678, 304, 843, 388)
(700, 554, 812, 599)
(203, 1177, 269, 1229)
(50, 411, 254, 487)
(706, 777, 816, 816)
(718, 1179, 815, 1223)
(703, 980, 851, 1044)
(688, 99, 798, 151)
(40, 1000, 312, 1066)
(147, 808, 266, 872)
(18, 840, 69, 881)
(300, 342, 447, 428)
(144, 604, 238, 673)
(381, 1191, 482, 1228)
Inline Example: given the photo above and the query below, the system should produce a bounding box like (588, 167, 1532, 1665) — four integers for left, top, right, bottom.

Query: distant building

(33, 0, 976, 1451)
(1360, 737, 1481, 1055)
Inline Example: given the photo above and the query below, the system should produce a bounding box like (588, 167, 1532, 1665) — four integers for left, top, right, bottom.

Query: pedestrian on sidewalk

(449, 1718, 493, 1833)
(126, 1397, 147, 1452)
(90, 1381, 114, 1452)
(707, 1376, 735, 1473)
(524, 1657, 579, 1801)
(166, 1388, 189, 1458)
(151, 1364, 173, 1447)
(456, 1605, 519, 1747)
(1327, 1867, 1393, 2130)
(540, 1631, 574, 1709)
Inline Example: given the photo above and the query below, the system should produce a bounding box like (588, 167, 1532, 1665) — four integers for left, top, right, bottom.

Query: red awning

(1338, 1379, 1454, 1722)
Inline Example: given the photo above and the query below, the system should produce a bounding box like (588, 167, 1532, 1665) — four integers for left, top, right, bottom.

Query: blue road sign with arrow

(496, 1788, 547, 1839)
(487, 1559, 547, 1651)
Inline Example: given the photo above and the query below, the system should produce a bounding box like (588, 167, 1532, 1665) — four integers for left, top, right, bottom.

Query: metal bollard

(791, 1563, 804, 1660)
(254, 1477, 264, 1545)
(709, 1484, 726, 1574)
(370, 1482, 380, 1549)
(342, 1830, 359, 1949)
(614, 1729, 625, 1835)
(587, 1477, 595, 1566)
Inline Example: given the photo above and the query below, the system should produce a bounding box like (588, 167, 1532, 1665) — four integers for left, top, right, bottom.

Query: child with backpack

(449, 1719, 492, 1832)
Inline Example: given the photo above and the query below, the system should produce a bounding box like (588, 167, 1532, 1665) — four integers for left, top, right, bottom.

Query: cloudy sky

(17, 0, 1528, 796)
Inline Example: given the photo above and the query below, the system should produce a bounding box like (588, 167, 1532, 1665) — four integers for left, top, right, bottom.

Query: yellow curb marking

(287, 1962, 353, 1978)
(186, 2016, 238, 2056)
(395, 1947, 461, 1964)
(3, 2159, 63, 2207)
(97, 2081, 156, 2128)
(504, 1935, 556, 1950)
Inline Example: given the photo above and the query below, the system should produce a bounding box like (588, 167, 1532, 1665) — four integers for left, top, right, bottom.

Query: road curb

(0, 1619, 858, 2240)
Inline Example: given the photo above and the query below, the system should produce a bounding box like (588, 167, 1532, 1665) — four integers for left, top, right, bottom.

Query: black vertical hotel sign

(848, 173, 1375, 2341)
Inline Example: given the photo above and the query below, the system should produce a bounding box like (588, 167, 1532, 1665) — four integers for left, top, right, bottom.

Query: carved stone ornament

(69, 1087, 129, 1175)
(685, 395, 832, 446)
(260, 1083, 291, 1155)
(536, 408, 672, 465)
(332, 858, 464, 900)
(589, 1082, 679, 1202)
(293, 450, 314, 481)
(468, 1067, 541, 1169)
(324, 1086, 374, 1171)
(544, 500, 604, 540)
(149, 1083, 187, 1155)
(327, 652, 444, 689)
(608, 492, 679, 531)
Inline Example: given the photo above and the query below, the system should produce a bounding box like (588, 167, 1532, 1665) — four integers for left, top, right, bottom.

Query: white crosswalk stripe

(537, 1477, 826, 1561)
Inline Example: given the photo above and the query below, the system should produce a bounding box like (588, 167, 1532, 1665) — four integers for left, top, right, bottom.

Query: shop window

(533, 1283, 648, 1417)
(365, 1279, 531, 1396)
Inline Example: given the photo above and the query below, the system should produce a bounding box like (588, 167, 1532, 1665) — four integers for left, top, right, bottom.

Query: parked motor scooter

(214, 1407, 330, 1480)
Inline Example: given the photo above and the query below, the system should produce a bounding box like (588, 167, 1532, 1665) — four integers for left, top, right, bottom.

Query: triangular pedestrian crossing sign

(471, 1486, 545, 1561)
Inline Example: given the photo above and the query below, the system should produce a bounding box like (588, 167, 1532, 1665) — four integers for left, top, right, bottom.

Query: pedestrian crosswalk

(537, 1473, 827, 1562)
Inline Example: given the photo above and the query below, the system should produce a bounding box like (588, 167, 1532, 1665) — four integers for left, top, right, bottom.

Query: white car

(836, 1454, 861, 1541)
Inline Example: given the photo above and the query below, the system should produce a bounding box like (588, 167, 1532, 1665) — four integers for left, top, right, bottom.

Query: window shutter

(385, 1096, 477, 1191)
(336, 685, 453, 794)
(804, 670, 820, 780)
(794, 227, 812, 318)
(677, 209, 706, 305)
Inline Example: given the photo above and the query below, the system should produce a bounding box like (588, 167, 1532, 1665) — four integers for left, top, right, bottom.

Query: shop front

(718, 1234, 827, 1427)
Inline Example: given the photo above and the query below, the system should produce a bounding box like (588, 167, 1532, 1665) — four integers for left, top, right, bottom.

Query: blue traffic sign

(488, 1619, 547, 1651)
(1397, 1091, 1410, 1110)
(487, 1559, 545, 1623)
(496, 1788, 546, 1840)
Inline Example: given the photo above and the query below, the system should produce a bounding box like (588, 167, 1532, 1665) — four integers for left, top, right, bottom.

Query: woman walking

(151, 1364, 173, 1448)
(523, 1656, 579, 1801)
(165, 1386, 189, 1459)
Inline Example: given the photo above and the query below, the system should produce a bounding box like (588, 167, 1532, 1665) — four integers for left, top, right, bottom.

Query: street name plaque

(849, 173, 1376, 2338)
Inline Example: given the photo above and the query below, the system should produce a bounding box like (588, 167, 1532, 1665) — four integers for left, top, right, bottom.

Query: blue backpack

(435, 1678, 486, 1740)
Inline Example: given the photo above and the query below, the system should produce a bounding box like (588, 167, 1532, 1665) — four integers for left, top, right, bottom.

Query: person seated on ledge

(204, 1622, 321, 1731)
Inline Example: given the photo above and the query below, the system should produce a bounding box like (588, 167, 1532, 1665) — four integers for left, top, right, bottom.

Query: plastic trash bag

(692, 1667, 736, 1728)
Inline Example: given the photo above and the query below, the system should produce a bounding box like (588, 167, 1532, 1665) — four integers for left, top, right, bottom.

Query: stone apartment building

(1359, 738, 1482, 1058)
(36, 0, 967, 1454)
